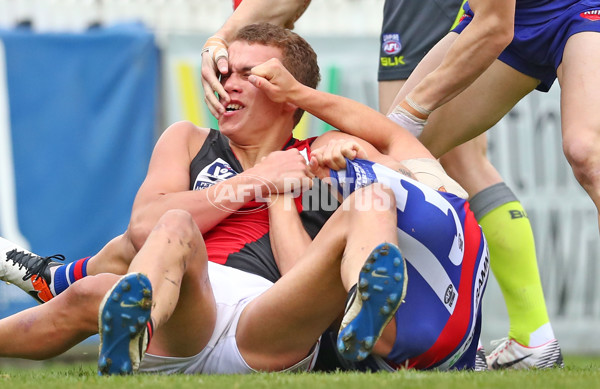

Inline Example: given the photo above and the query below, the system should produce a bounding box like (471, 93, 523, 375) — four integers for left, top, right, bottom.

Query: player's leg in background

(379, 2, 562, 365)
(424, 60, 562, 367)
(558, 31, 600, 233)
(442, 136, 560, 355)
(0, 271, 119, 359)
(379, 80, 404, 114)
(379, 0, 561, 365)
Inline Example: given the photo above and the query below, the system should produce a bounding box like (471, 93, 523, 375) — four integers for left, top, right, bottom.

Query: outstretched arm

(388, 0, 515, 136)
(249, 58, 433, 162)
(250, 60, 468, 197)
(408, 0, 514, 110)
(220, 0, 310, 41)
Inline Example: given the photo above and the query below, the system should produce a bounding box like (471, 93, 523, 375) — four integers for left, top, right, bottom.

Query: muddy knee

(153, 209, 201, 247)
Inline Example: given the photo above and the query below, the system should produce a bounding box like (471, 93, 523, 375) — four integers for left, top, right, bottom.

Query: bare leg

(440, 134, 503, 195)
(0, 273, 118, 359)
(433, 65, 560, 351)
(420, 60, 538, 156)
(236, 184, 398, 370)
(0, 210, 215, 362)
(379, 80, 406, 114)
(97, 210, 217, 375)
(124, 209, 217, 357)
(86, 233, 137, 276)
(558, 31, 600, 232)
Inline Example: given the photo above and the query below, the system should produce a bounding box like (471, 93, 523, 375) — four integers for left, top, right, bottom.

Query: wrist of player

(387, 96, 433, 137)
(387, 107, 426, 137)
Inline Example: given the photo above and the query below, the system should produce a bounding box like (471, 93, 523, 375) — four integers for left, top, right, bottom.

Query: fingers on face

(216, 57, 229, 73)
(201, 60, 229, 115)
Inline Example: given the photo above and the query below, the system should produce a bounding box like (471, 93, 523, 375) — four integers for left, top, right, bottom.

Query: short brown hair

(233, 23, 320, 126)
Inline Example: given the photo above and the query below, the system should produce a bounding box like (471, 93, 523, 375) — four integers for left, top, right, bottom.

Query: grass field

(1, 355, 598, 389)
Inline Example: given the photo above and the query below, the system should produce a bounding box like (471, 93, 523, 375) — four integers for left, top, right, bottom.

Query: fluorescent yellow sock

(470, 183, 553, 346)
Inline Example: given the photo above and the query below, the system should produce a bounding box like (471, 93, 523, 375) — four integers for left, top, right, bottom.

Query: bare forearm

(218, 0, 310, 41)
(268, 195, 311, 275)
(289, 84, 430, 159)
(409, 2, 514, 110)
(132, 173, 267, 234)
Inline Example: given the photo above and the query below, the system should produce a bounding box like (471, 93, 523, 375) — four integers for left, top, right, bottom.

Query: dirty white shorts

(139, 262, 319, 374)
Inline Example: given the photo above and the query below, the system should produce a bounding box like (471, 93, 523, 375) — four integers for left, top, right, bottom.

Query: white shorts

(138, 262, 319, 374)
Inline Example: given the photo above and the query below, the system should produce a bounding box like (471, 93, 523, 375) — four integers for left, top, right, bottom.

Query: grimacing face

(217, 41, 290, 140)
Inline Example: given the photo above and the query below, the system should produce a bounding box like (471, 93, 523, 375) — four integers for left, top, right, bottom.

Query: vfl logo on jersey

(382, 33, 402, 55)
(193, 158, 237, 190)
(581, 9, 600, 21)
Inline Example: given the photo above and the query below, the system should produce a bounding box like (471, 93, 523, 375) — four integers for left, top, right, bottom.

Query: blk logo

(509, 209, 528, 219)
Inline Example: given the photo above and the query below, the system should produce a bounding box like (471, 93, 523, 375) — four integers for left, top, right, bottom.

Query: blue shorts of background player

(454, 0, 600, 91)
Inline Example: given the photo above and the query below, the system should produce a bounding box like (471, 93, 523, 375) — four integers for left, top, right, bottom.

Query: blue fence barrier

(0, 23, 159, 316)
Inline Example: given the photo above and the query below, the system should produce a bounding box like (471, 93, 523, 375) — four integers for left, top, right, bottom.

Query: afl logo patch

(581, 10, 600, 21)
(458, 13, 472, 24)
(444, 284, 456, 307)
(382, 33, 402, 55)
